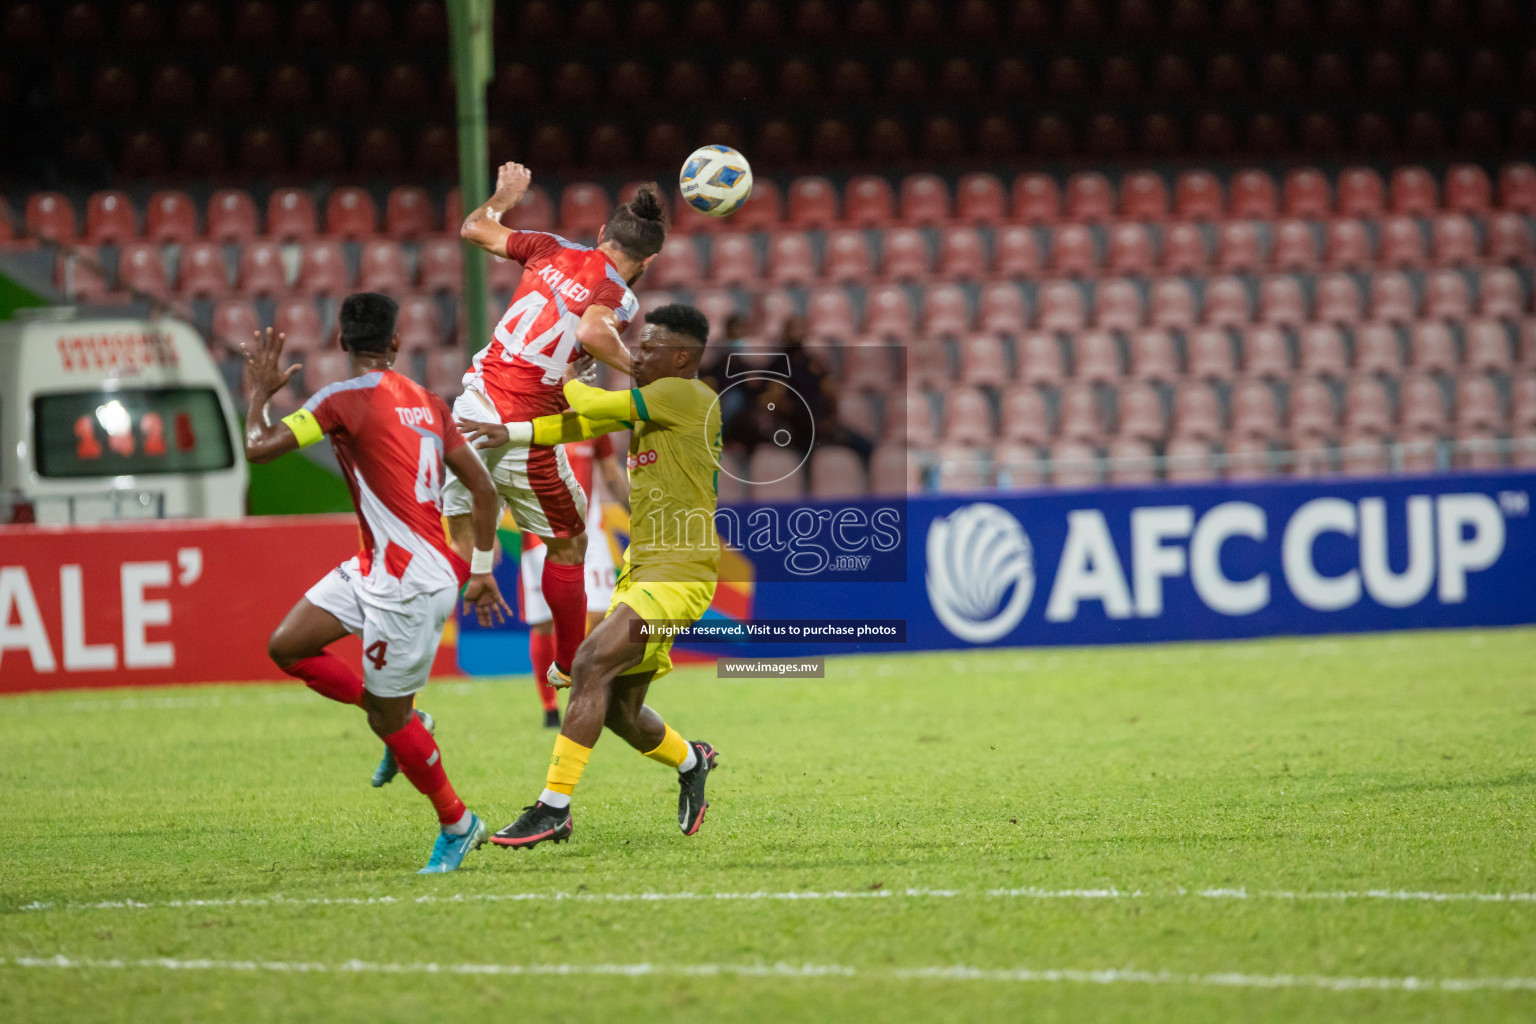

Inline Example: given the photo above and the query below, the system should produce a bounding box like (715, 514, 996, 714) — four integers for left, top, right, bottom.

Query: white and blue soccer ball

(679, 145, 753, 217)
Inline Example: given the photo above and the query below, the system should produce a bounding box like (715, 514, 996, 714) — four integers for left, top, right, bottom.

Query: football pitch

(2, 629, 1534, 1023)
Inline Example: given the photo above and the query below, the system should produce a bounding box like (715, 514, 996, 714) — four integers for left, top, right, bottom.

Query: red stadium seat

(921, 284, 971, 337)
(992, 442, 1044, 489)
(1093, 279, 1143, 332)
(941, 387, 995, 445)
(1173, 170, 1224, 220)
(1444, 164, 1492, 215)
(1409, 322, 1458, 375)
(993, 226, 1042, 278)
(753, 289, 797, 339)
(1336, 166, 1386, 218)
(267, 188, 317, 242)
(1105, 224, 1155, 276)
(1455, 374, 1502, 433)
(977, 282, 1029, 336)
(1128, 328, 1179, 383)
(1399, 374, 1448, 433)
(843, 175, 894, 227)
(1245, 324, 1294, 380)
(1163, 437, 1215, 481)
(141, 190, 195, 245)
(395, 294, 444, 351)
(1173, 381, 1223, 440)
(955, 173, 1006, 225)
(1160, 222, 1208, 274)
(1389, 166, 1439, 215)
(1486, 213, 1532, 265)
(1225, 433, 1274, 479)
(1231, 380, 1281, 440)
(1514, 377, 1536, 431)
(1037, 280, 1086, 332)
(384, 186, 436, 240)
(178, 241, 231, 298)
(1186, 326, 1236, 381)
(708, 234, 759, 287)
(806, 286, 856, 341)
(206, 189, 258, 243)
(1423, 270, 1471, 321)
(557, 183, 610, 239)
(1065, 172, 1115, 222)
(1119, 171, 1168, 222)
(767, 232, 816, 287)
(1149, 278, 1197, 330)
(489, 252, 523, 295)
(1073, 329, 1121, 383)
(1478, 268, 1525, 320)
(1370, 271, 1419, 324)
(787, 177, 838, 228)
(1378, 216, 1427, 269)
(211, 298, 261, 355)
(235, 241, 287, 298)
(1323, 219, 1373, 270)
(1315, 273, 1364, 325)
(1115, 383, 1165, 443)
(1297, 323, 1348, 379)
(866, 284, 916, 341)
(999, 387, 1050, 446)
(807, 446, 868, 498)
(25, 193, 76, 242)
(900, 174, 951, 226)
(1353, 322, 1402, 375)
(1057, 383, 1104, 442)
(416, 237, 461, 294)
(1499, 162, 1536, 214)
(935, 227, 985, 282)
(1293, 377, 1340, 438)
(649, 236, 701, 290)
(324, 187, 376, 240)
(1283, 168, 1332, 219)
(731, 178, 782, 232)
(1228, 169, 1278, 218)
(116, 242, 169, 298)
(356, 240, 409, 293)
(1015, 332, 1064, 387)
(1258, 275, 1307, 328)
(908, 338, 949, 390)
(1012, 173, 1060, 224)
(1270, 220, 1318, 272)
(955, 334, 1008, 386)
(297, 239, 350, 296)
(85, 191, 137, 244)
(1050, 440, 1101, 487)
(1215, 221, 1263, 273)
(1203, 276, 1251, 327)
(823, 229, 872, 284)
(55, 248, 112, 304)
(1050, 225, 1098, 277)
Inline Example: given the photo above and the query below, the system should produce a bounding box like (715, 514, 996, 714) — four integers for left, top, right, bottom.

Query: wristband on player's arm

(279, 408, 323, 448)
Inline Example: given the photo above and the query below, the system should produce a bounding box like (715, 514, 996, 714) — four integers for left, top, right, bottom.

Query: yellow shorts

(609, 577, 716, 680)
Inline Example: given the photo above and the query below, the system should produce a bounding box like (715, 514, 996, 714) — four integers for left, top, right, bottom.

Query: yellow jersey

(623, 376, 723, 585)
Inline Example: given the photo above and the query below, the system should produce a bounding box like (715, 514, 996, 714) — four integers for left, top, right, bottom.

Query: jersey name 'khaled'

(464, 231, 640, 422)
(281, 370, 469, 596)
(623, 376, 723, 585)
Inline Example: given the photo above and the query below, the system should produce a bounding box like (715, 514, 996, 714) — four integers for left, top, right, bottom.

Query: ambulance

(0, 308, 247, 523)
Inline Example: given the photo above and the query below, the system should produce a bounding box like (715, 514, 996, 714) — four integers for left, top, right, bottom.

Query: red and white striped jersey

(463, 231, 640, 422)
(298, 370, 469, 597)
(524, 433, 614, 553)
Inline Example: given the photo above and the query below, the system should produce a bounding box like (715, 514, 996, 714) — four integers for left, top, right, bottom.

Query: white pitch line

(17, 885, 1536, 914)
(4, 954, 1535, 993)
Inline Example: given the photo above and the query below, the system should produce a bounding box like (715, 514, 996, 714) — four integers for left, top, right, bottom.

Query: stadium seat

(1408, 322, 1459, 374)
(1226, 434, 1274, 479)
(1103, 437, 1154, 483)
(1486, 213, 1532, 266)
(504, 186, 556, 232)
(767, 232, 817, 287)
(425, 347, 468, 402)
(1050, 440, 1101, 487)
(1444, 164, 1493, 215)
(955, 334, 1008, 386)
(1258, 276, 1307, 328)
(297, 239, 350, 296)
(211, 298, 261, 354)
(1379, 216, 1427, 269)
(1477, 268, 1525, 320)
(990, 442, 1042, 489)
(140, 190, 195, 245)
(806, 286, 856, 341)
(1228, 169, 1278, 218)
(824, 229, 873, 284)
(1400, 374, 1448, 432)
(1389, 166, 1439, 215)
(977, 282, 1029, 336)
(1336, 166, 1386, 218)
(650, 236, 701, 289)
(900, 174, 951, 226)
(1159, 222, 1208, 274)
(1511, 377, 1536, 432)
(1292, 377, 1340, 438)
(1270, 220, 1318, 271)
(808, 446, 868, 498)
(359, 128, 406, 176)
(921, 284, 971, 338)
(1072, 329, 1121, 383)
(178, 241, 231, 298)
(843, 175, 894, 227)
(1370, 272, 1419, 324)
(324, 187, 376, 240)
(1215, 221, 1263, 273)
(1114, 381, 1164, 442)
(1127, 328, 1179, 383)
(1499, 162, 1536, 213)
(236, 241, 288, 298)
(384, 186, 436, 240)
(955, 173, 1007, 225)
(732, 178, 782, 232)
(1057, 384, 1104, 442)
(1105, 224, 1155, 275)
(1231, 379, 1281, 440)
(1455, 374, 1502, 433)
(1204, 276, 1251, 327)
(1243, 324, 1293, 379)
(1186, 326, 1235, 381)
(1298, 323, 1348, 379)
(1283, 168, 1332, 219)
(1012, 173, 1060, 224)
(116, 242, 169, 298)
(558, 183, 610, 238)
(1037, 280, 1086, 332)
(934, 444, 992, 492)
(25, 193, 76, 242)
(1065, 172, 1114, 222)
(1173, 169, 1224, 220)
(267, 296, 322, 356)
(787, 177, 838, 229)
(267, 188, 317, 242)
(708, 234, 759, 287)
(993, 226, 1043, 277)
(395, 293, 444, 351)
(1339, 431, 1389, 476)
(1315, 273, 1364, 325)
(935, 227, 985, 282)
(691, 290, 737, 340)
(941, 386, 995, 445)
(1165, 437, 1217, 482)
(997, 386, 1050, 446)
(907, 339, 949, 390)
(1323, 219, 1373, 270)
(1091, 278, 1142, 333)
(1149, 278, 1197, 330)
(1016, 332, 1065, 387)
(205, 189, 257, 244)
(55, 247, 113, 304)
(1353, 322, 1402, 376)
(1118, 171, 1168, 222)
(866, 284, 916, 340)
(85, 191, 137, 244)
(1050, 225, 1098, 276)
(1423, 270, 1471, 321)
(417, 237, 462, 294)
(754, 289, 797, 339)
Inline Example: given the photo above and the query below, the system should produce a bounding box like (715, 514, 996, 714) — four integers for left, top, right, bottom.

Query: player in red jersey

(521, 433, 629, 728)
(242, 293, 511, 874)
(449, 161, 665, 694)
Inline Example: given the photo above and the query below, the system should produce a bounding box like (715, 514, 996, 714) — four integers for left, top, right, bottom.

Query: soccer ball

(678, 145, 753, 217)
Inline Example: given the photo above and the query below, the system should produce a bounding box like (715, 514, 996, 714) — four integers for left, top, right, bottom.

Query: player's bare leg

(268, 598, 362, 704)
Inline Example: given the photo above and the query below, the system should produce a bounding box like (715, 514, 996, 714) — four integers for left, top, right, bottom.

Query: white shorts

(305, 557, 458, 698)
(440, 387, 588, 539)
(520, 532, 618, 624)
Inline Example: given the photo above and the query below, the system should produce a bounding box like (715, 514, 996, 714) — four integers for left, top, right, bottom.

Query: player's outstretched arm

(240, 327, 303, 464)
(443, 443, 513, 628)
(459, 161, 531, 256)
(575, 305, 635, 377)
(456, 411, 627, 450)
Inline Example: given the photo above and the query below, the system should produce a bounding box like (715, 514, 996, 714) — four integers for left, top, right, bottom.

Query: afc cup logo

(925, 503, 1035, 643)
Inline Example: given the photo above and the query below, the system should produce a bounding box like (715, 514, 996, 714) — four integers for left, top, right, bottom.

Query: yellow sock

(642, 724, 689, 768)
(545, 734, 592, 796)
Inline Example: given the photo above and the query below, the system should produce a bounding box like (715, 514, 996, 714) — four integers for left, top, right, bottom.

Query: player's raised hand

(463, 573, 513, 628)
(495, 161, 531, 201)
(456, 416, 514, 450)
(239, 327, 301, 399)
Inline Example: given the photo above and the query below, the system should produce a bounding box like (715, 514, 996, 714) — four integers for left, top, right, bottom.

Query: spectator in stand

(755, 317, 874, 467)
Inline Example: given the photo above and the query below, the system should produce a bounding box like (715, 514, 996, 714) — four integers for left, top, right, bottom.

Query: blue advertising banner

(677, 471, 1536, 657)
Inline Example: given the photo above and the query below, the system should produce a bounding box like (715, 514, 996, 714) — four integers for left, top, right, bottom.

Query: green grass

(3, 629, 1535, 1023)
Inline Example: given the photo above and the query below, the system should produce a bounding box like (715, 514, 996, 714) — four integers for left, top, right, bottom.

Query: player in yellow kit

(455, 304, 723, 846)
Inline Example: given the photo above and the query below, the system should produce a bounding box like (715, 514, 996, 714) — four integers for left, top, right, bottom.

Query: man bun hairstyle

(604, 182, 668, 261)
(338, 292, 398, 353)
(644, 302, 710, 348)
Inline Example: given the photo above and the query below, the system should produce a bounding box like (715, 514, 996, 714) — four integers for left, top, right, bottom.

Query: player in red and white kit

(243, 293, 511, 874)
(521, 433, 629, 728)
(449, 161, 666, 692)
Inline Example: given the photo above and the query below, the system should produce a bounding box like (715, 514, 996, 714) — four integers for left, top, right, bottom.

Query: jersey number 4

(364, 640, 388, 670)
(495, 291, 581, 386)
(414, 436, 441, 503)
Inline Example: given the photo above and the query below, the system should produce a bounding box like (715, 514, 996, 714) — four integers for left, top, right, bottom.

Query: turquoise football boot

(418, 814, 489, 874)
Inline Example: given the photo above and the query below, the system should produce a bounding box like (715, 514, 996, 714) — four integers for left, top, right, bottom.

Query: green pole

(447, 0, 495, 367)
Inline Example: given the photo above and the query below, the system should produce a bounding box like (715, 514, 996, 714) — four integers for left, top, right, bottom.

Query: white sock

(539, 788, 572, 809)
(677, 744, 698, 773)
(443, 809, 474, 835)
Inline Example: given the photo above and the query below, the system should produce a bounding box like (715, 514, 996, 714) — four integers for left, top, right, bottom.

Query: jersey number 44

(495, 291, 580, 386)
